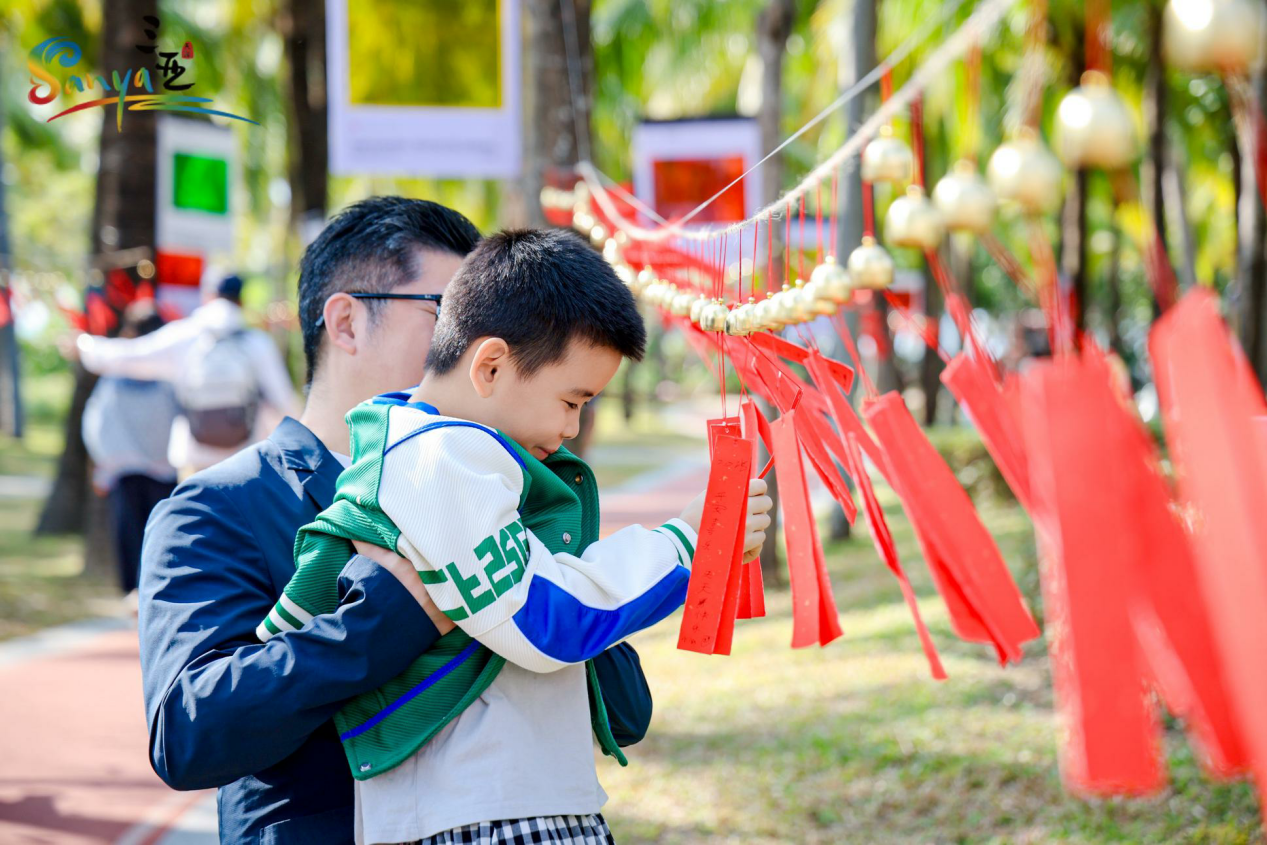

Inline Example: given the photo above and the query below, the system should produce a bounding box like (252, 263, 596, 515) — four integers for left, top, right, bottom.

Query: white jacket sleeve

(245, 330, 299, 418)
(76, 319, 196, 381)
(378, 421, 695, 673)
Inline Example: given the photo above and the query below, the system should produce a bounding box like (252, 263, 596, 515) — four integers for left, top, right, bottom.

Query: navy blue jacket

(138, 417, 653, 844)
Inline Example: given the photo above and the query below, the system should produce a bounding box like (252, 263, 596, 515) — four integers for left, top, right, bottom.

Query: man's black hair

(425, 228, 646, 378)
(298, 196, 481, 384)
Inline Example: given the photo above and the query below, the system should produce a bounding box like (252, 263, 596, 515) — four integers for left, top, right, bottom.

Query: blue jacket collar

(270, 416, 341, 510)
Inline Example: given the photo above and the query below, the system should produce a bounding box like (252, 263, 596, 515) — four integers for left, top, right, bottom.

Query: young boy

(258, 228, 771, 845)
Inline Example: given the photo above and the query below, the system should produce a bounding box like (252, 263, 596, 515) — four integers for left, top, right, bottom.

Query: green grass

(0, 369, 118, 640)
(594, 435, 1262, 844)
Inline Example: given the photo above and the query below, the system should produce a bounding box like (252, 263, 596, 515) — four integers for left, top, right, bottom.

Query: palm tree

(37, 0, 158, 571)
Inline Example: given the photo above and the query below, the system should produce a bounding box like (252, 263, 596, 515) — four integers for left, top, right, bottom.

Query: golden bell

(1055, 71, 1139, 171)
(802, 279, 840, 316)
(987, 132, 1064, 215)
(724, 302, 755, 337)
(932, 160, 997, 234)
(753, 292, 784, 330)
(670, 290, 696, 317)
(847, 236, 896, 290)
(860, 125, 914, 185)
(614, 265, 635, 290)
(658, 284, 680, 310)
(641, 280, 662, 306)
(689, 294, 709, 325)
(774, 283, 812, 325)
(809, 256, 852, 304)
(884, 185, 945, 252)
(633, 266, 656, 296)
(1164, 0, 1266, 73)
(699, 300, 729, 332)
(602, 238, 621, 265)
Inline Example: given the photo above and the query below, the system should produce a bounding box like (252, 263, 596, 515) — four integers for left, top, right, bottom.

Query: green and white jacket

(257, 391, 696, 779)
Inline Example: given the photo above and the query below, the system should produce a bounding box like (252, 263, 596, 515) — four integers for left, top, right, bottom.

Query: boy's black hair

(298, 196, 481, 384)
(425, 228, 646, 378)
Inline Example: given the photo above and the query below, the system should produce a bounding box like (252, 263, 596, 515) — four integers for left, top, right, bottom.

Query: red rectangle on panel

(652, 156, 746, 223)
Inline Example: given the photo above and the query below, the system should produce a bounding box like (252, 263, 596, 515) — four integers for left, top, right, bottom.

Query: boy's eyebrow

(568, 388, 597, 399)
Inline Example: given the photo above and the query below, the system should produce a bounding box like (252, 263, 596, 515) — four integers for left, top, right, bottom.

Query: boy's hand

(679, 478, 774, 564)
(351, 540, 456, 635)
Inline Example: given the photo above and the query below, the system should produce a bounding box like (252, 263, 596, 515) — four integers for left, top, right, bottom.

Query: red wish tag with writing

(677, 434, 753, 654)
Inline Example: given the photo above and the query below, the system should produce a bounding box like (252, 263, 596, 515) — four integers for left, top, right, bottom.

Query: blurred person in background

(81, 300, 180, 599)
(73, 273, 299, 475)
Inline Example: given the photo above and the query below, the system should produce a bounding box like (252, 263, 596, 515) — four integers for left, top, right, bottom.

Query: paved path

(0, 619, 217, 845)
(0, 446, 705, 845)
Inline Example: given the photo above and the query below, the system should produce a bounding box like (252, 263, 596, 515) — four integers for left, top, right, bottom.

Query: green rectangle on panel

(172, 152, 229, 215)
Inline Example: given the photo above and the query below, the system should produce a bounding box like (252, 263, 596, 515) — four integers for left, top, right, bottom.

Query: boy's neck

(410, 373, 465, 420)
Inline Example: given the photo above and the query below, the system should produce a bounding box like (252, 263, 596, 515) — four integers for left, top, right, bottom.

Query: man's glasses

(315, 292, 443, 328)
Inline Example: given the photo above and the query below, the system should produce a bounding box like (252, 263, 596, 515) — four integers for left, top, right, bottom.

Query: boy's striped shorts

(407, 813, 615, 845)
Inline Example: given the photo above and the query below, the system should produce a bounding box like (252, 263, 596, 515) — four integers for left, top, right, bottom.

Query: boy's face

(478, 336, 622, 461)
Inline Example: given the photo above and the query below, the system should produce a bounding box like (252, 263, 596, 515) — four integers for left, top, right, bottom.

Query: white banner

(155, 116, 236, 256)
(326, 0, 522, 178)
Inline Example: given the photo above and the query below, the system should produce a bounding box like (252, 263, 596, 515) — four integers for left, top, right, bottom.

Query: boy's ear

(468, 337, 511, 399)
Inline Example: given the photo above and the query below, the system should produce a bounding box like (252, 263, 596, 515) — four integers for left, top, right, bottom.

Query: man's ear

(322, 293, 361, 357)
(468, 337, 511, 399)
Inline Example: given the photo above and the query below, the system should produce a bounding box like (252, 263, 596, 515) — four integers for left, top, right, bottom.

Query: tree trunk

(1106, 222, 1125, 360)
(283, 0, 328, 241)
(522, 0, 594, 230)
(755, 0, 796, 583)
(527, 0, 598, 455)
(1236, 67, 1267, 384)
(1142, 2, 1176, 307)
(38, 0, 158, 568)
(0, 60, 21, 439)
(824, 0, 877, 540)
(1060, 168, 1088, 337)
(920, 263, 943, 424)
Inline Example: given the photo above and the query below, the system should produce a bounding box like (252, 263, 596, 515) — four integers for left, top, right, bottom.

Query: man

(76, 273, 299, 474)
(138, 197, 655, 844)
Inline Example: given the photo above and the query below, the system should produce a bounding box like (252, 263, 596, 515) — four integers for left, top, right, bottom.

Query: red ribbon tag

(866, 392, 1040, 664)
(841, 432, 947, 680)
(737, 400, 769, 619)
(940, 353, 1032, 510)
(771, 409, 843, 648)
(1021, 354, 1165, 795)
(1152, 289, 1267, 804)
(677, 433, 753, 654)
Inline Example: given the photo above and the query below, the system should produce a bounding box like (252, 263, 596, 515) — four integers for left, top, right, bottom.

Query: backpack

(177, 329, 261, 448)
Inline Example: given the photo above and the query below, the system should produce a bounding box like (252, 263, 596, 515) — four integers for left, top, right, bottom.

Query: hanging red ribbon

(866, 392, 1041, 664)
(1020, 352, 1166, 795)
(841, 431, 948, 681)
(678, 432, 754, 655)
(1151, 289, 1267, 809)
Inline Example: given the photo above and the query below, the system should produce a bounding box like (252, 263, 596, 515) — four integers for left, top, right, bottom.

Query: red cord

(798, 194, 806, 281)
(830, 171, 839, 257)
(914, 100, 925, 188)
(816, 183, 824, 265)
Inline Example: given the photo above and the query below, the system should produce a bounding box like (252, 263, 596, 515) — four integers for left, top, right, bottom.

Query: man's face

(358, 248, 466, 393)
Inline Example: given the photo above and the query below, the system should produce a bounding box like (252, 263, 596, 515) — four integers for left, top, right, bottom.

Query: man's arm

(139, 481, 442, 791)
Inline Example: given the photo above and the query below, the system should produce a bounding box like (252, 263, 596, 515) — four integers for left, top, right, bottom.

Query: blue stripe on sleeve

(510, 565, 690, 664)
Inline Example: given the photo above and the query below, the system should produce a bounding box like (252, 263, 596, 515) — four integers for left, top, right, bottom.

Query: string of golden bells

(556, 5, 1261, 337)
